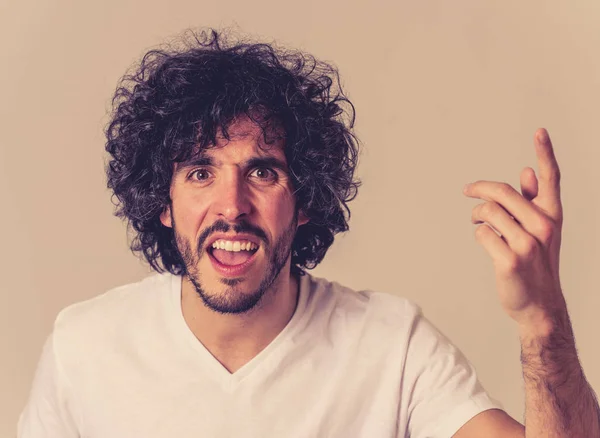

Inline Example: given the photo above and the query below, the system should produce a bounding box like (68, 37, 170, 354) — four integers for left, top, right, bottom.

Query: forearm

(520, 310, 600, 438)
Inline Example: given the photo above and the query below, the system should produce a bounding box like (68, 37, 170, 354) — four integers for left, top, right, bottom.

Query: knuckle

(530, 214, 554, 243)
(475, 225, 488, 238)
(497, 183, 513, 197)
(502, 254, 520, 272)
(520, 237, 539, 258)
(538, 221, 554, 241)
(480, 202, 497, 218)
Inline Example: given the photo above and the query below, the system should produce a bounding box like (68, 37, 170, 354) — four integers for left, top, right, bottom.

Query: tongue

(212, 249, 254, 266)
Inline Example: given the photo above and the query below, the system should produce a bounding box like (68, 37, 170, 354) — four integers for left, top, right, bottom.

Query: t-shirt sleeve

(17, 333, 81, 438)
(402, 306, 505, 438)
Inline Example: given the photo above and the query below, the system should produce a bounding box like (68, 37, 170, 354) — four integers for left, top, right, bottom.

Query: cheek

(172, 193, 210, 234)
(259, 190, 296, 223)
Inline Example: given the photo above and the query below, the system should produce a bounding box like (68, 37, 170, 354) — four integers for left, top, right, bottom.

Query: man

(18, 28, 599, 437)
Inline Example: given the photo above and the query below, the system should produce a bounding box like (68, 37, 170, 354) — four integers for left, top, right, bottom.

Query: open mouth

(206, 239, 261, 276)
(207, 244, 259, 266)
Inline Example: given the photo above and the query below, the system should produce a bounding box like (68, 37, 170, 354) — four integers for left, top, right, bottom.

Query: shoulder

(52, 273, 176, 348)
(307, 274, 421, 315)
(55, 273, 173, 325)
(303, 274, 424, 336)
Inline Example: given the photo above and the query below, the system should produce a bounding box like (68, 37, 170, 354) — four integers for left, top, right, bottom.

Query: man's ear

(160, 205, 173, 228)
(298, 209, 309, 227)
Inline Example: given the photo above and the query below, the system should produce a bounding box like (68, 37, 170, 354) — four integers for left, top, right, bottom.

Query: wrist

(518, 304, 573, 341)
(519, 309, 580, 379)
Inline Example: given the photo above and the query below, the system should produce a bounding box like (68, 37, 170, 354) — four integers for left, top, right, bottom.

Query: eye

(189, 169, 211, 181)
(250, 167, 277, 182)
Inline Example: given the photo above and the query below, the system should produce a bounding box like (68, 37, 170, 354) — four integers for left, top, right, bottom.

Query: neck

(180, 269, 300, 372)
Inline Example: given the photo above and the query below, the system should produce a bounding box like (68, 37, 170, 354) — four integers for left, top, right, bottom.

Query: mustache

(197, 219, 268, 253)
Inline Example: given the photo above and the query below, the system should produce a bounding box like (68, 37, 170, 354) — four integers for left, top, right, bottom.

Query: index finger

(534, 128, 562, 211)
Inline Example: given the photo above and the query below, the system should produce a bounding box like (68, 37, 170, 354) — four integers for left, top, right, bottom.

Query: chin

(191, 271, 268, 315)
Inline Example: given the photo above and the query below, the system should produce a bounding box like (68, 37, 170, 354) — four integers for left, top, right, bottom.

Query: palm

(494, 166, 563, 320)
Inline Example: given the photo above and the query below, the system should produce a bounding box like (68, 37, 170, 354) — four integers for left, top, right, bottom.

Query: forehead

(222, 115, 283, 142)
(178, 116, 287, 168)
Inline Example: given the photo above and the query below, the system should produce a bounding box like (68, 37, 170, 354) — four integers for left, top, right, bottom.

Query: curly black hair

(105, 28, 361, 276)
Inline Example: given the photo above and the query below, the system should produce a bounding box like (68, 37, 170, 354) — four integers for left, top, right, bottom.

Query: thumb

(520, 167, 538, 201)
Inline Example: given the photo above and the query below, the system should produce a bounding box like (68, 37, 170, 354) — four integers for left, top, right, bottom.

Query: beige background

(2, 0, 599, 435)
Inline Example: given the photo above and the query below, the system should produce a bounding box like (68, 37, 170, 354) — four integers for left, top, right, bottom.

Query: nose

(213, 171, 252, 221)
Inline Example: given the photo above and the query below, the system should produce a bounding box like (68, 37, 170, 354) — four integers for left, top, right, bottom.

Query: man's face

(160, 116, 308, 314)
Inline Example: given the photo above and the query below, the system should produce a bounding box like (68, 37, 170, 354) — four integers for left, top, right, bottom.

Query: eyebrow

(245, 156, 289, 172)
(177, 155, 289, 173)
(178, 156, 213, 169)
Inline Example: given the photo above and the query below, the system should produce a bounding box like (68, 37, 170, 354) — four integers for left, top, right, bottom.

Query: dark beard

(172, 211, 298, 315)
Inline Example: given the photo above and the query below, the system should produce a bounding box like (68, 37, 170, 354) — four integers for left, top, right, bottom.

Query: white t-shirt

(18, 273, 503, 437)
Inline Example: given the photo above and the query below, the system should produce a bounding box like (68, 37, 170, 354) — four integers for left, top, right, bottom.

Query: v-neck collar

(168, 273, 310, 390)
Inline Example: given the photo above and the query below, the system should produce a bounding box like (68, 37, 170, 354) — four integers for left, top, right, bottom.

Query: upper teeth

(211, 240, 258, 252)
